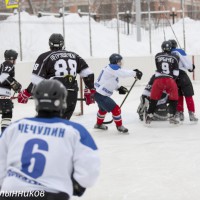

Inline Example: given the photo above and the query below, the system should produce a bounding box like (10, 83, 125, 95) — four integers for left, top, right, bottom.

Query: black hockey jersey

(155, 52, 179, 79)
(0, 61, 15, 96)
(27, 50, 90, 93)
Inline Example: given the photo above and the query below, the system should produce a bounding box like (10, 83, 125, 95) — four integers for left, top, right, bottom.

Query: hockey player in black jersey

(18, 33, 95, 120)
(0, 50, 22, 132)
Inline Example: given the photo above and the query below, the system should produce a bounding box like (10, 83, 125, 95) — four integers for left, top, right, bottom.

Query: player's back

(0, 117, 99, 196)
(155, 52, 179, 78)
(35, 50, 81, 79)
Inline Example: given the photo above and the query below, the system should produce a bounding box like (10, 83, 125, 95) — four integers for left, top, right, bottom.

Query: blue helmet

(109, 53, 123, 64)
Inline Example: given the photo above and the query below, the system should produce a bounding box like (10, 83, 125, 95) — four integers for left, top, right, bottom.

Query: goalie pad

(137, 95, 168, 121)
(137, 96, 149, 121)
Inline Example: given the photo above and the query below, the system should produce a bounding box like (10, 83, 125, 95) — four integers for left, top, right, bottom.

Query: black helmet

(33, 80, 67, 114)
(4, 49, 18, 60)
(169, 39, 177, 48)
(161, 41, 172, 52)
(109, 53, 123, 64)
(49, 33, 64, 50)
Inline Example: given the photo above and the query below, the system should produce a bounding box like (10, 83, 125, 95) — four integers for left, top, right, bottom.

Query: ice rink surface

(12, 82, 200, 200)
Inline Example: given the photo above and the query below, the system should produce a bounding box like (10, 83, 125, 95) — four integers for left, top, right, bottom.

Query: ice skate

(169, 115, 179, 124)
(94, 123, 108, 130)
(175, 111, 184, 121)
(189, 112, 198, 122)
(117, 125, 129, 134)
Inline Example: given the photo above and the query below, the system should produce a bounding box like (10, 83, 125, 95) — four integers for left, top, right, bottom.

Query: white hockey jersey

(171, 48, 193, 72)
(94, 64, 136, 96)
(0, 117, 100, 197)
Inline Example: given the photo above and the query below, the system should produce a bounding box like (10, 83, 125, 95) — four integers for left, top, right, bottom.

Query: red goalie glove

(84, 88, 96, 105)
(18, 89, 31, 104)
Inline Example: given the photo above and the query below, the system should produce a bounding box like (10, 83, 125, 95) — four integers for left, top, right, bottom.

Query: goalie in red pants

(18, 33, 95, 120)
(93, 53, 143, 133)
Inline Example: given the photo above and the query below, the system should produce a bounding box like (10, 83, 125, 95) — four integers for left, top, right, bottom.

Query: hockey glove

(84, 88, 96, 105)
(18, 89, 31, 104)
(72, 177, 86, 197)
(118, 86, 128, 95)
(188, 64, 195, 72)
(10, 80, 22, 93)
(133, 69, 143, 80)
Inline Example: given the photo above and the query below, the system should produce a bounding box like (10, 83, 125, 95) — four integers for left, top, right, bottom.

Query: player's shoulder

(155, 52, 163, 57)
(171, 48, 187, 56)
(2, 60, 13, 67)
(59, 119, 98, 150)
(36, 50, 53, 60)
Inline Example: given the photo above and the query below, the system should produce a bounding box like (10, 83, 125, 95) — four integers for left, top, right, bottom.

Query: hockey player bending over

(94, 53, 143, 133)
(137, 74, 169, 121)
(145, 41, 180, 124)
(0, 50, 21, 133)
(169, 39, 198, 122)
(18, 33, 95, 120)
(0, 80, 100, 200)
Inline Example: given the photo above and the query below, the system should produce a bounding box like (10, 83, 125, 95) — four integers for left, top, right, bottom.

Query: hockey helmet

(4, 49, 18, 60)
(161, 41, 172, 52)
(169, 39, 177, 48)
(109, 53, 123, 64)
(49, 33, 64, 50)
(33, 79, 67, 114)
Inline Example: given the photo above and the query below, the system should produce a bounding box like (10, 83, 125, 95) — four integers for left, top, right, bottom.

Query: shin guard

(97, 110, 107, 125)
(185, 96, 195, 112)
(177, 96, 184, 112)
(111, 105, 122, 127)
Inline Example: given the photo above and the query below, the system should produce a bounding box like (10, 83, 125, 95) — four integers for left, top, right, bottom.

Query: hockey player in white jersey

(0, 80, 100, 200)
(94, 53, 143, 133)
(169, 39, 198, 122)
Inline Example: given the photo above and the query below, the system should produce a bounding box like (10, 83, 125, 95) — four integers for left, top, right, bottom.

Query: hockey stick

(103, 79, 138, 124)
(0, 96, 86, 101)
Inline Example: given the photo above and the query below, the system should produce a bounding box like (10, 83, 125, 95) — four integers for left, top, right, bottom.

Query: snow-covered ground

(12, 82, 200, 200)
(0, 12, 200, 60)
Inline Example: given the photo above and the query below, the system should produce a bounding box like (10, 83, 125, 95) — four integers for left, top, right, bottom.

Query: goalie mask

(33, 80, 67, 114)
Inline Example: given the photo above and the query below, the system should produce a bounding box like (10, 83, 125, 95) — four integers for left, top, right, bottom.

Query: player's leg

(178, 71, 198, 121)
(93, 92, 109, 130)
(94, 92, 128, 133)
(62, 91, 78, 120)
(176, 95, 184, 121)
(166, 79, 179, 124)
(185, 96, 198, 121)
